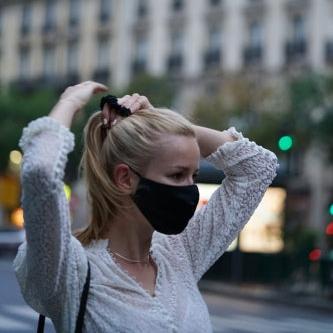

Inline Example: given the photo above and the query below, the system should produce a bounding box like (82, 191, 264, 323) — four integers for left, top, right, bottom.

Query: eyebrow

(171, 166, 200, 173)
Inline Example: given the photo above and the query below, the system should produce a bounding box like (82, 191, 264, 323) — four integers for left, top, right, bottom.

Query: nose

(184, 176, 194, 186)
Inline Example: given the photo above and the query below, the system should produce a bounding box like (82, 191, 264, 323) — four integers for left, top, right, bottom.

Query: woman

(13, 81, 278, 332)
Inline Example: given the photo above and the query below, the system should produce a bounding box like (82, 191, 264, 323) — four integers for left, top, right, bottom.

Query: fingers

(117, 95, 131, 107)
(59, 81, 109, 112)
(117, 93, 153, 113)
(81, 80, 108, 93)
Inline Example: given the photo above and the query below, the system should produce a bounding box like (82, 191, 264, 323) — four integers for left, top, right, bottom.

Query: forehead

(148, 134, 200, 170)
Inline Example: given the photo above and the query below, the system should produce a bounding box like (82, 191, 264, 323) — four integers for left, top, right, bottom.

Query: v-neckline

(96, 238, 161, 299)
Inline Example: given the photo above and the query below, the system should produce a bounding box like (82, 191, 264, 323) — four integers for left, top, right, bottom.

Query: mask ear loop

(128, 166, 142, 179)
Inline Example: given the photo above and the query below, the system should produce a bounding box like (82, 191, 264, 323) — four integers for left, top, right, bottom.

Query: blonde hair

(73, 108, 195, 246)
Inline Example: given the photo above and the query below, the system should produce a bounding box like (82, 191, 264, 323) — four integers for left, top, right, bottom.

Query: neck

(104, 206, 153, 261)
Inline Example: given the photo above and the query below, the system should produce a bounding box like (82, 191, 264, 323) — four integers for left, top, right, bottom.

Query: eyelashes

(170, 173, 199, 181)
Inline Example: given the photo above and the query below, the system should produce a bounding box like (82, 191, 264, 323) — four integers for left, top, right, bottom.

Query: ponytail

(74, 108, 195, 246)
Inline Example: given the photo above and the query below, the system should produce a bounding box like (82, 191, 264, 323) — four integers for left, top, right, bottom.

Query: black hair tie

(100, 95, 131, 117)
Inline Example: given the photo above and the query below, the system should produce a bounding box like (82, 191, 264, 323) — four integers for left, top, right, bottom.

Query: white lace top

(13, 116, 279, 333)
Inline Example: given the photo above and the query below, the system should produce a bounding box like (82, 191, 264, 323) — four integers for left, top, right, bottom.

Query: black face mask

(129, 168, 200, 235)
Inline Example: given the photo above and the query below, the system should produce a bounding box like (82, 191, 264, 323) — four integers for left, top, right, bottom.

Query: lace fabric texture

(13, 116, 279, 333)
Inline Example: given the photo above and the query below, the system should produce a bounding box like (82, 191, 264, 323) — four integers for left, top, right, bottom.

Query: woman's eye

(171, 173, 183, 180)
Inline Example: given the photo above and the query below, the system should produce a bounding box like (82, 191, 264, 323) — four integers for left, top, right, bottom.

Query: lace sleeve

(12, 116, 88, 331)
(180, 127, 279, 282)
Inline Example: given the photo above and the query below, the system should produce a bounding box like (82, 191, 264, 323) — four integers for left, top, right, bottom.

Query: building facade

(1, 0, 333, 96)
(1, 0, 333, 249)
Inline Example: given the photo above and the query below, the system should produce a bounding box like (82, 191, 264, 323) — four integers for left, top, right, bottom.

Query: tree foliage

(0, 75, 176, 179)
(120, 74, 175, 108)
(0, 89, 57, 172)
(192, 73, 333, 162)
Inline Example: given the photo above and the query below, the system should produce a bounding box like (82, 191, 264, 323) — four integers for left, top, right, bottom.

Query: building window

(243, 20, 263, 66)
(325, 41, 333, 65)
(209, 0, 221, 6)
(21, 4, 33, 35)
(99, 0, 112, 23)
(204, 26, 222, 69)
(249, 21, 262, 48)
(69, 0, 81, 27)
(167, 31, 183, 72)
(43, 45, 56, 79)
(285, 14, 307, 64)
(96, 38, 110, 70)
(93, 38, 110, 83)
(208, 26, 221, 51)
(136, 37, 148, 62)
(19, 47, 30, 79)
(0, 9, 3, 37)
(292, 14, 306, 41)
(172, 0, 184, 12)
(171, 31, 183, 55)
(43, 0, 56, 33)
(132, 36, 148, 75)
(137, 0, 148, 18)
(67, 41, 79, 74)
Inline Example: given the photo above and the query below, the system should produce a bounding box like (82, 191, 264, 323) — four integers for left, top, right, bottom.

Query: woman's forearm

(48, 100, 77, 129)
(193, 125, 237, 158)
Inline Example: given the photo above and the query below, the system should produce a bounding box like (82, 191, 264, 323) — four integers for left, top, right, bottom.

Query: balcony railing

(285, 0, 309, 13)
(20, 24, 31, 36)
(93, 68, 111, 84)
(99, 12, 111, 24)
(243, 0, 266, 16)
(131, 59, 147, 76)
(69, 16, 80, 28)
(172, 0, 184, 12)
(167, 54, 183, 73)
(209, 0, 223, 6)
(325, 42, 333, 65)
(42, 22, 57, 35)
(10, 78, 38, 93)
(64, 72, 80, 86)
(137, 4, 148, 18)
(203, 49, 221, 70)
(285, 39, 307, 64)
(243, 45, 263, 66)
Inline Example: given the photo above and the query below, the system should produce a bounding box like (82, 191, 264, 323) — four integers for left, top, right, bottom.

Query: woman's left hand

(49, 81, 108, 129)
(117, 93, 153, 114)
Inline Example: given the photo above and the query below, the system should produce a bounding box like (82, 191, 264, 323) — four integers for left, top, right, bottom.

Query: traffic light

(278, 135, 293, 152)
(329, 203, 333, 216)
(326, 200, 333, 251)
(326, 222, 333, 236)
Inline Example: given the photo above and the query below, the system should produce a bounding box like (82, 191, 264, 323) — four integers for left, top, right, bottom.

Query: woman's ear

(113, 164, 137, 193)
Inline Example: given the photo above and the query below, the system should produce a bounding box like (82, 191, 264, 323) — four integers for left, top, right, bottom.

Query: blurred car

(0, 228, 26, 253)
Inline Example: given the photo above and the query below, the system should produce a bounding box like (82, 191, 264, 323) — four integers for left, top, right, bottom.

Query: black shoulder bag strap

(37, 260, 91, 333)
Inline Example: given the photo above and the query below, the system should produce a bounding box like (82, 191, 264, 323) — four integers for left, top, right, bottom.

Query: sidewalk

(198, 279, 333, 312)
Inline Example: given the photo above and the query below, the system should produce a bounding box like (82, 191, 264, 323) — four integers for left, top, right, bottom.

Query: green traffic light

(330, 204, 333, 216)
(278, 135, 293, 151)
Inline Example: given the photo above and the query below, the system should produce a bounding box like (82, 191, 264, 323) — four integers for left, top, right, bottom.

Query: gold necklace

(108, 248, 151, 264)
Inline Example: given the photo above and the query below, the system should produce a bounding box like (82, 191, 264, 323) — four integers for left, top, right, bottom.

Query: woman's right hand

(117, 93, 154, 113)
(49, 81, 108, 128)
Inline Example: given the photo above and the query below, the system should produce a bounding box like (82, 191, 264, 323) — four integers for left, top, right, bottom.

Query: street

(1, 256, 332, 333)
(202, 292, 332, 333)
